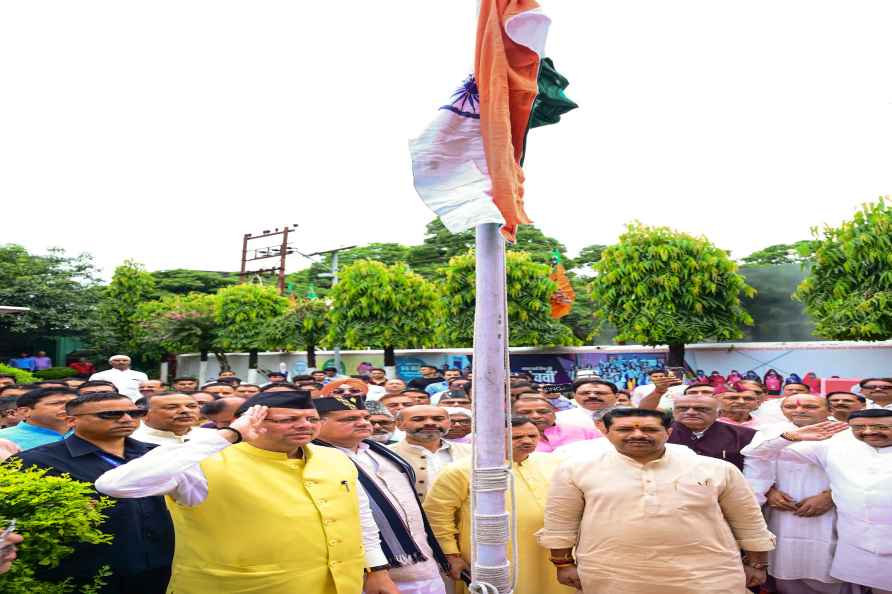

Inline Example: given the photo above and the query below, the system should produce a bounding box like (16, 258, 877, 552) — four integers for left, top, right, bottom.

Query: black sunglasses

(72, 409, 148, 420)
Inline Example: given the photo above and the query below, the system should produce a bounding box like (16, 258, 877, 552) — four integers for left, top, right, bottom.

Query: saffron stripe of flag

(475, 0, 550, 241)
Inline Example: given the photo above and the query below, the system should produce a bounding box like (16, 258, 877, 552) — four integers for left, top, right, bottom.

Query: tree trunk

(307, 344, 317, 369)
(198, 350, 209, 385)
(247, 349, 259, 384)
(383, 346, 396, 367)
(213, 351, 230, 372)
(667, 343, 686, 367)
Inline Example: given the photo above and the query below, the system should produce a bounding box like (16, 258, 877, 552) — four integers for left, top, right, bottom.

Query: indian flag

(410, 0, 552, 242)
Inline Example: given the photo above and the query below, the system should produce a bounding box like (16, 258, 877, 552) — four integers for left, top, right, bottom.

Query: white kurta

(741, 431, 892, 591)
(89, 368, 149, 400)
(751, 398, 790, 425)
(554, 406, 596, 429)
(744, 422, 838, 583)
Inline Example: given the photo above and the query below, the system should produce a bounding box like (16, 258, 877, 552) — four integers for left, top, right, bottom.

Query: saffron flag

(549, 263, 575, 319)
(410, 0, 561, 242)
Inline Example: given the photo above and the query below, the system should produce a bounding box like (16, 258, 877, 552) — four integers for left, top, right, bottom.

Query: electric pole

(310, 245, 355, 374)
(239, 224, 299, 294)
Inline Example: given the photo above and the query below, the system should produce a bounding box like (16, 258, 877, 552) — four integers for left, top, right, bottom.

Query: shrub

(0, 364, 37, 385)
(0, 460, 114, 593)
(33, 367, 78, 380)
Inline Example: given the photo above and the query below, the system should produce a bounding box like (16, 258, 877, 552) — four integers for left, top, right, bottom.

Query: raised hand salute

(781, 420, 849, 442)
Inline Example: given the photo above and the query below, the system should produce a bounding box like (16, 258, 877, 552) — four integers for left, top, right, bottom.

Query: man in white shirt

(315, 395, 450, 594)
(94, 391, 397, 594)
(132, 392, 216, 445)
(744, 394, 842, 594)
(859, 377, 892, 410)
(741, 410, 892, 594)
(90, 355, 149, 401)
(555, 379, 620, 430)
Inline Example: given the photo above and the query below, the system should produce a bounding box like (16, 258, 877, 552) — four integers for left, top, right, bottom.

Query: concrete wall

(176, 340, 892, 385)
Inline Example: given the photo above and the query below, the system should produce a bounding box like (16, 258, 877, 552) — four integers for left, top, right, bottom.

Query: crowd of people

(0, 356, 889, 594)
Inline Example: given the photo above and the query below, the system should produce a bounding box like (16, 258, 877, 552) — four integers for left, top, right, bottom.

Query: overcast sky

(3, 1, 891, 280)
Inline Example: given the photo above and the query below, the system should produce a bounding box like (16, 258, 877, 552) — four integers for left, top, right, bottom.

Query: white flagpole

(470, 221, 512, 594)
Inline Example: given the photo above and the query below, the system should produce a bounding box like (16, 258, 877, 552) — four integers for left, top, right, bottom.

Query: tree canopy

(214, 284, 290, 357)
(794, 197, 892, 340)
(590, 223, 755, 364)
(740, 241, 818, 266)
(325, 260, 440, 364)
(151, 269, 239, 295)
(439, 251, 579, 347)
(94, 260, 158, 356)
(0, 245, 101, 338)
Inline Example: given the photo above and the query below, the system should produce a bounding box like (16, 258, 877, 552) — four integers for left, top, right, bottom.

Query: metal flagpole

(470, 222, 512, 594)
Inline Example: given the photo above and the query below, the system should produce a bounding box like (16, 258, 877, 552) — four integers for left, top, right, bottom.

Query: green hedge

(0, 364, 37, 385)
(0, 460, 113, 593)
(33, 367, 78, 380)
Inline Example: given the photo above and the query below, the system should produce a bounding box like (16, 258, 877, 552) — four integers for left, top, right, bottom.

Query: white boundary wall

(175, 340, 892, 382)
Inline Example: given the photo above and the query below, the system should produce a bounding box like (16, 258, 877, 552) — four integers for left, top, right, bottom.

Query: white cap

(108, 354, 131, 363)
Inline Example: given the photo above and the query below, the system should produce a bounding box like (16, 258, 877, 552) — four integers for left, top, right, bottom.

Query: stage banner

(509, 354, 576, 384)
(576, 352, 667, 390)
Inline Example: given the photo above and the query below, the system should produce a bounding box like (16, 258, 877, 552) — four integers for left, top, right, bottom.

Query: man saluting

(95, 391, 398, 594)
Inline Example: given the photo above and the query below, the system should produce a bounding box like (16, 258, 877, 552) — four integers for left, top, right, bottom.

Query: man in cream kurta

(537, 408, 775, 594)
(424, 417, 574, 594)
(95, 392, 397, 594)
(743, 394, 842, 594)
(741, 410, 892, 594)
(389, 405, 471, 500)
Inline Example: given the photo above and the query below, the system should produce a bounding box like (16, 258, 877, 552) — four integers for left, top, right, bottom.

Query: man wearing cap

(314, 390, 451, 594)
(95, 391, 399, 594)
(90, 355, 149, 401)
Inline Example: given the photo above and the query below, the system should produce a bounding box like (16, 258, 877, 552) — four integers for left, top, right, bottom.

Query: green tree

(132, 293, 227, 372)
(741, 241, 818, 266)
(561, 276, 603, 343)
(0, 245, 101, 338)
(214, 284, 290, 370)
(438, 251, 579, 347)
(94, 260, 158, 357)
(794, 197, 892, 340)
(151, 270, 239, 295)
(263, 298, 330, 368)
(573, 244, 606, 270)
(591, 223, 755, 365)
(0, 460, 115, 593)
(326, 261, 440, 365)
(407, 220, 476, 279)
(506, 226, 572, 267)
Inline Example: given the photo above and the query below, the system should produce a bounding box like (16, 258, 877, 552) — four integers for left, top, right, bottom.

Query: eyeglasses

(861, 384, 892, 391)
(332, 388, 364, 395)
(72, 409, 148, 420)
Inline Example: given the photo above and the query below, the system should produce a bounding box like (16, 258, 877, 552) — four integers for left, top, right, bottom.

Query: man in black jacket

(14, 392, 174, 594)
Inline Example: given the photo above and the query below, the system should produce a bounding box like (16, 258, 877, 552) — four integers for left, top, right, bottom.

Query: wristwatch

(742, 557, 770, 570)
(365, 564, 391, 574)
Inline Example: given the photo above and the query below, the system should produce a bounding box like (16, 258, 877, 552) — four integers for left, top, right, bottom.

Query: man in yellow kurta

(423, 415, 575, 594)
(536, 407, 776, 594)
(95, 391, 400, 594)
